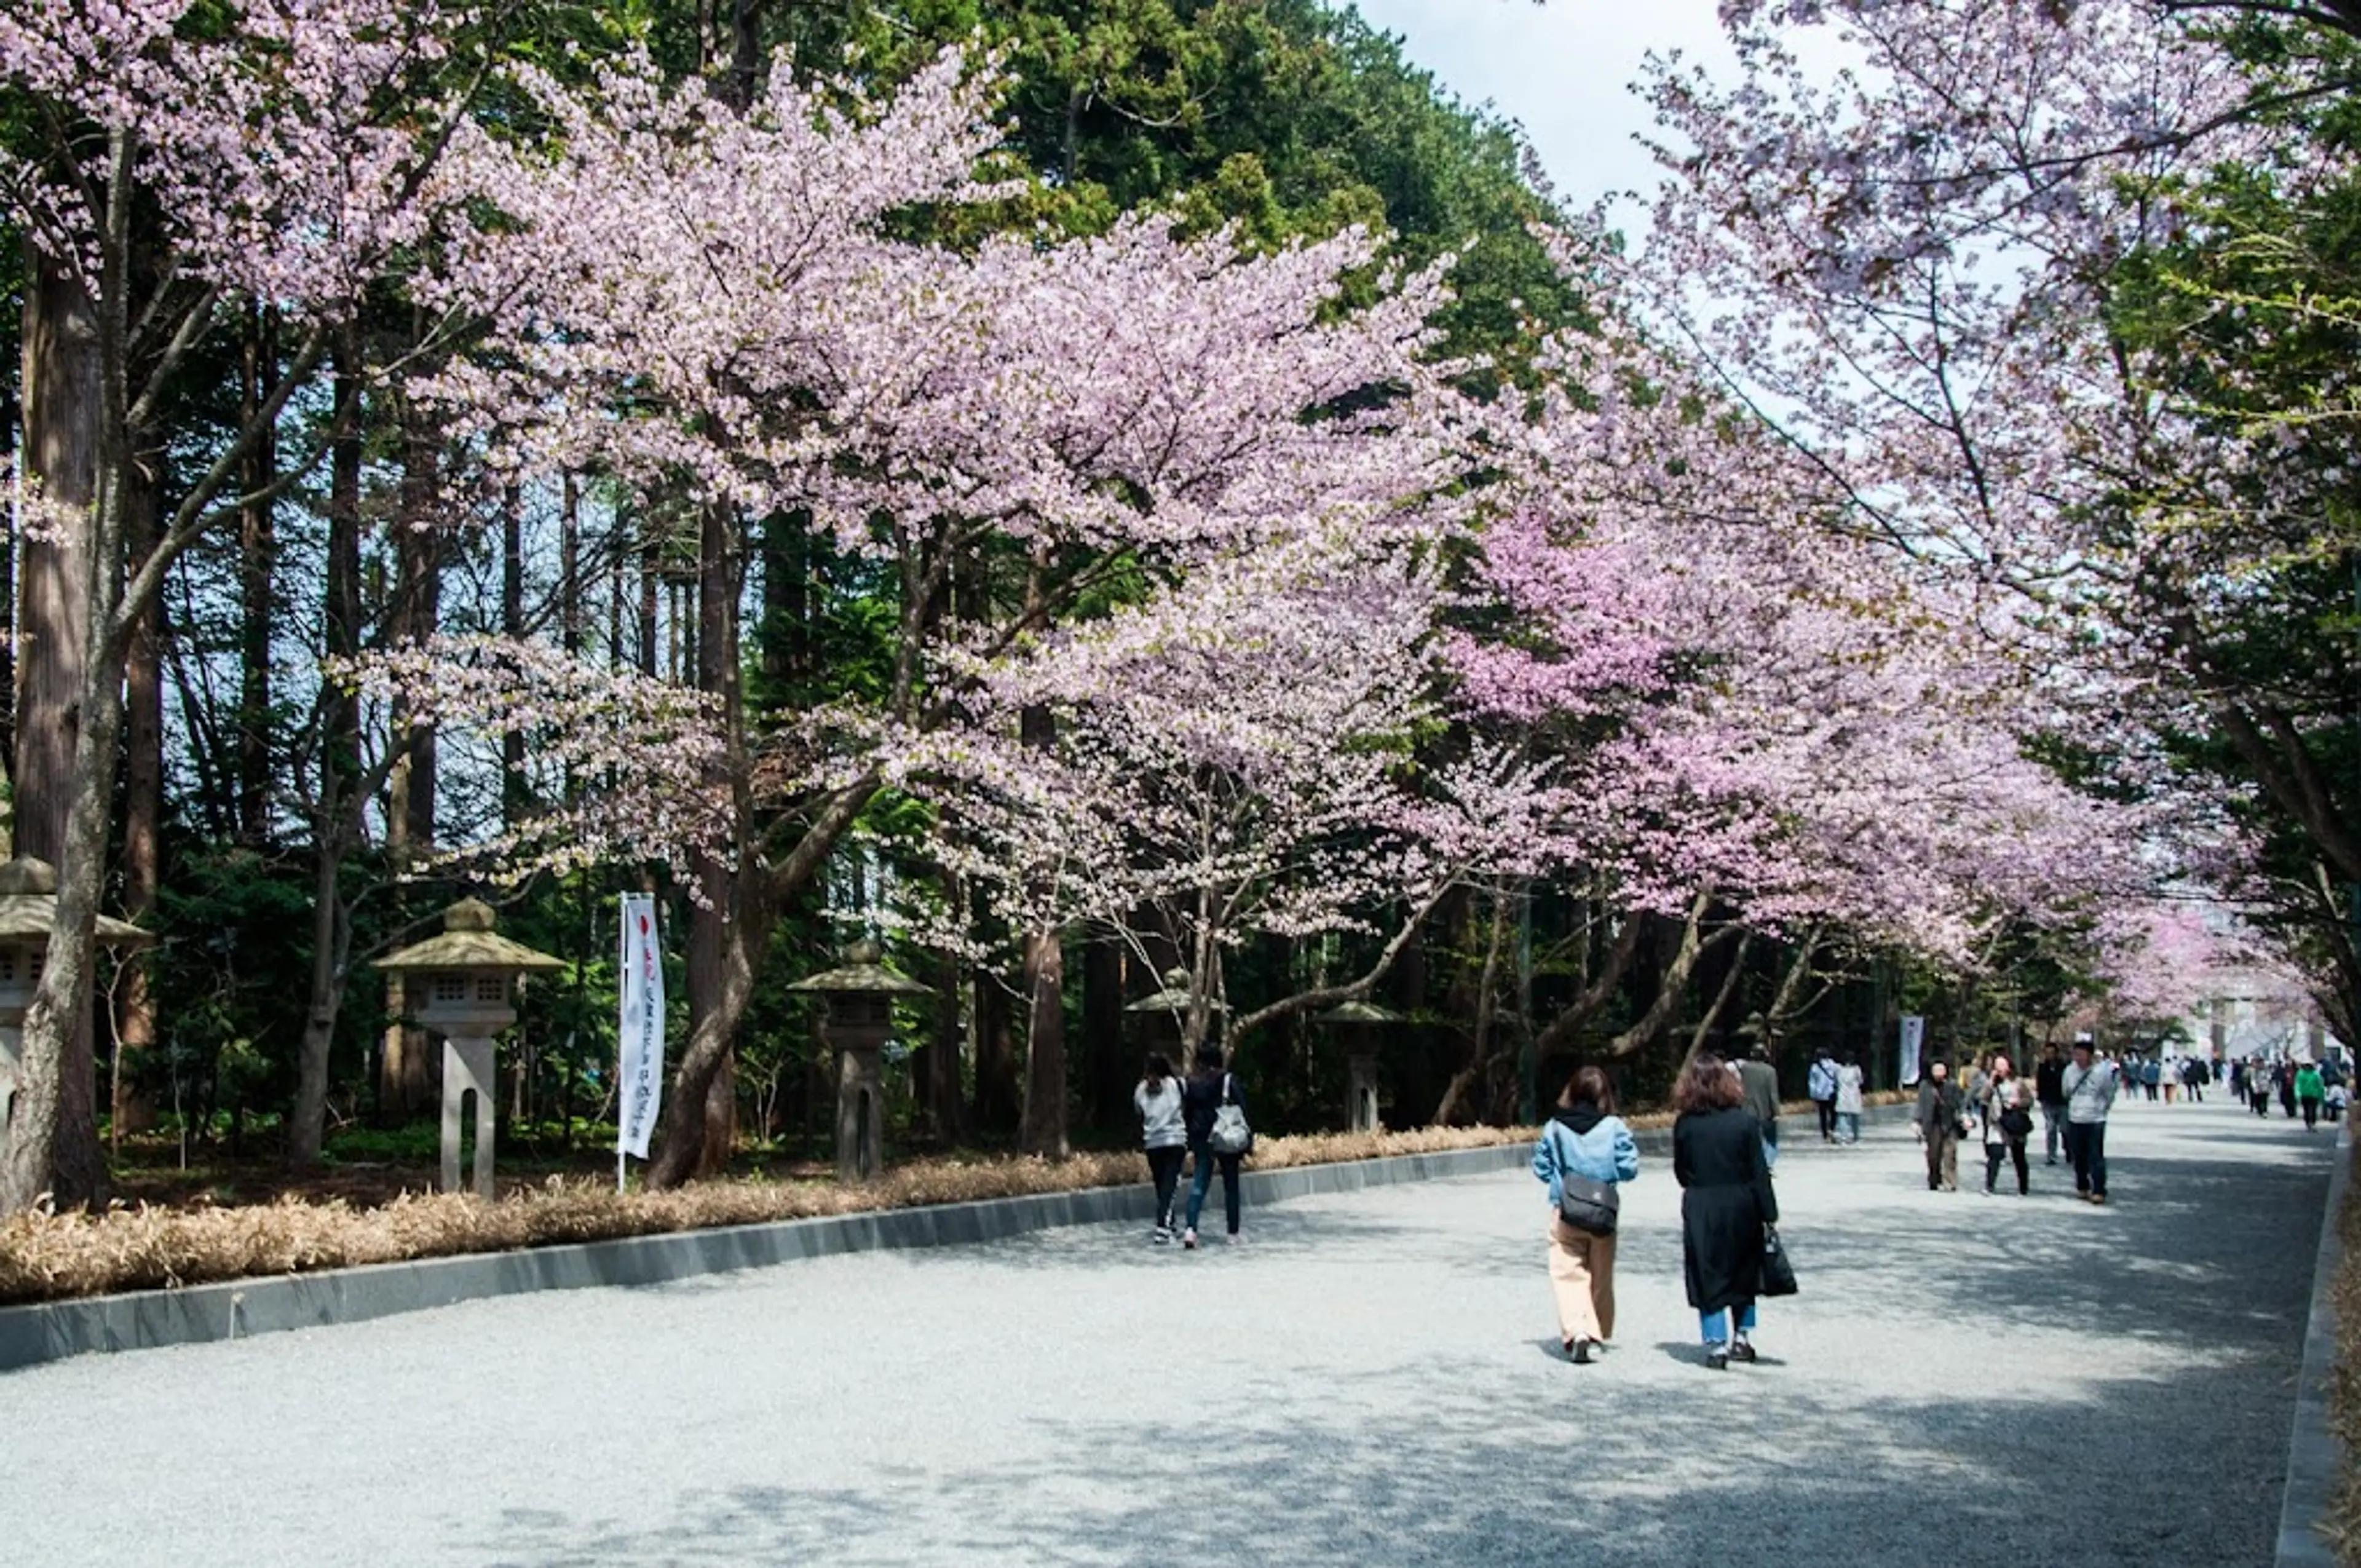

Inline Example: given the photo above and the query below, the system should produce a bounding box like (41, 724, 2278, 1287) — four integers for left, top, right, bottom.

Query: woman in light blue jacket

(1533, 1065, 1640, 1364)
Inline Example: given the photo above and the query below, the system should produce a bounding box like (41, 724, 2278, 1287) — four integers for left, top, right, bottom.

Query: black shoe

(1728, 1339, 1758, 1364)
(1572, 1339, 1592, 1364)
(1704, 1348, 1730, 1371)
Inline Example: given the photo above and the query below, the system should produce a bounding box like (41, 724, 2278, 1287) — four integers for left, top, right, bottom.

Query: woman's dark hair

(1559, 1065, 1615, 1113)
(1144, 1052, 1173, 1087)
(1673, 1055, 1744, 1114)
(1193, 1042, 1224, 1072)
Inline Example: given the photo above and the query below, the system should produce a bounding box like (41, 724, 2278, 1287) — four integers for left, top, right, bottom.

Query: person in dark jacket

(2034, 1043, 2068, 1166)
(1914, 1059, 1966, 1192)
(1179, 1042, 1249, 1249)
(1672, 1054, 1779, 1371)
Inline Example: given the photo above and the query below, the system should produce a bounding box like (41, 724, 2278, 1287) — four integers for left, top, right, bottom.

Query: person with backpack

(1807, 1047, 1840, 1143)
(1133, 1053, 1188, 1244)
(1180, 1042, 1251, 1249)
(1532, 1065, 1640, 1364)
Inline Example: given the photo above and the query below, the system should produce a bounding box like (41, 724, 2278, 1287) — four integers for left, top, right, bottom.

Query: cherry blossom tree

(410, 41, 1469, 1174)
(0, 0, 496, 1211)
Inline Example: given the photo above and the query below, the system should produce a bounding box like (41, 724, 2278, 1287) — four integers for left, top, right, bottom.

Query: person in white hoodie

(1532, 1065, 1641, 1365)
(1133, 1054, 1188, 1243)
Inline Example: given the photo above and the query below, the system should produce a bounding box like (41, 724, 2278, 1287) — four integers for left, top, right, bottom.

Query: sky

(1346, 0, 1741, 232)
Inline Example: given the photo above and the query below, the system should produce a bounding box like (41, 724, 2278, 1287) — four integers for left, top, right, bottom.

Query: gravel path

(0, 1095, 2333, 1567)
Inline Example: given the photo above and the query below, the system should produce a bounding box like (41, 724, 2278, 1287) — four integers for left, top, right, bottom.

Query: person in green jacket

(2296, 1062, 2327, 1131)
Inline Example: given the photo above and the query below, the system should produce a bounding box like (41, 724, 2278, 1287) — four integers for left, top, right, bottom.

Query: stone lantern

(374, 898, 561, 1198)
(0, 857, 152, 1170)
(788, 940, 931, 1183)
(1316, 999, 1402, 1134)
(1126, 967, 1225, 1060)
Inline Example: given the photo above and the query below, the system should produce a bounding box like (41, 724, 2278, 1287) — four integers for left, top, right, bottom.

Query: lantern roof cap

(0, 857, 153, 946)
(375, 899, 563, 972)
(788, 938, 933, 996)
(1313, 999, 1403, 1026)
(1128, 967, 1225, 1014)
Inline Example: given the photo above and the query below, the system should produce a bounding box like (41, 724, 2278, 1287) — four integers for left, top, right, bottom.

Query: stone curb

(0, 1101, 1906, 1375)
(2279, 1119, 2354, 1568)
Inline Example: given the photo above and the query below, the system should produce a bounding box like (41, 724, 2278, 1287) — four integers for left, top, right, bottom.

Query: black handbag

(1758, 1225, 1799, 1297)
(1557, 1172, 1619, 1237)
(1550, 1125, 1619, 1235)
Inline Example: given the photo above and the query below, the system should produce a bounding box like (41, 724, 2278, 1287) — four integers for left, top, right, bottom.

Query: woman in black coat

(1673, 1054, 1779, 1371)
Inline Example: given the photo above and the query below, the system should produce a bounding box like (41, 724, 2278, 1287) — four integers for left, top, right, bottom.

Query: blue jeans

(1186, 1149, 1242, 1235)
(1837, 1111, 1859, 1142)
(1700, 1302, 1758, 1345)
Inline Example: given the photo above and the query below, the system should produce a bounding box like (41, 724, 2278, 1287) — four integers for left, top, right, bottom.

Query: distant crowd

(1130, 1028, 2341, 1376)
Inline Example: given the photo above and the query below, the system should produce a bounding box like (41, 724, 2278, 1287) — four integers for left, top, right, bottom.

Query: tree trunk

(287, 340, 363, 1168)
(235, 302, 277, 843)
(112, 435, 161, 1142)
(500, 481, 528, 824)
(973, 970, 1019, 1134)
(379, 402, 440, 1120)
(6, 247, 103, 1208)
(1018, 925, 1067, 1157)
(1682, 931, 1756, 1070)
(1433, 888, 1511, 1126)
(1608, 893, 1741, 1058)
(1083, 932, 1126, 1132)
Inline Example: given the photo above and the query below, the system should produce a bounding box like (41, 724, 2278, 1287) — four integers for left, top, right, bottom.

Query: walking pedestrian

(1736, 1042, 1781, 1166)
(1532, 1065, 1640, 1364)
(1915, 1059, 1966, 1192)
(1179, 1043, 1249, 1249)
(2035, 1041, 2068, 1166)
(1808, 1047, 1840, 1143)
(2142, 1055, 2162, 1103)
(1672, 1054, 1778, 1371)
(2250, 1057, 2274, 1117)
(2297, 1060, 2325, 1131)
(2280, 1060, 2300, 1120)
(1134, 1053, 1187, 1243)
(2063, 1037, 2119, 1205)
(1980, 1056, 2032, 1196)
(1835, 1051, 1865, 1144)
(2328, 1080, 2349, 1125)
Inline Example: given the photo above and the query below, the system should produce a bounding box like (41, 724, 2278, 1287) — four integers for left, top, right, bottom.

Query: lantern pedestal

(440, 1035, 499, 1199)
(0, 1024, 20, 1172)
(1347, 1051, 1382, 1134)
(834, 1039, 884, 1184)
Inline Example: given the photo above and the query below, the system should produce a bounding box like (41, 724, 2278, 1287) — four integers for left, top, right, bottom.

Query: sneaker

(1728, 1337, 1758, 1364)
(1572, 1339, 1593, 1365)
(1224, 1232, 1242, 1246)
(1152, 1227, 1171, 1245)
(2087, 1193, 2107, 1206)
(1182, 1228, 1198, 1249)
(1704, 1344, 1730, 1371)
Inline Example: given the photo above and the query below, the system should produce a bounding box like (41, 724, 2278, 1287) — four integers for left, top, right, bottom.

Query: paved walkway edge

(0, 1139, 1534, 1372)
(0, 1104, 1905, 1374)
(2280, 1121, 2354, 1568)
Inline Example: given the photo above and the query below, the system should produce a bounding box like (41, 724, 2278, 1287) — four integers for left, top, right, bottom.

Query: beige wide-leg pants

(1546, 1217, 1618, 1345)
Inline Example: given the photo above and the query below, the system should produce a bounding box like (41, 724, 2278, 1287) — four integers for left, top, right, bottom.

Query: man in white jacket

(2062, 1037, 2119, 1206)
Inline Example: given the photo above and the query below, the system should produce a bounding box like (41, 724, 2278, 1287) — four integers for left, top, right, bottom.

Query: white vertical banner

(1899, 1015, 1926, 1087)
(617, 893, 666, 1168)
